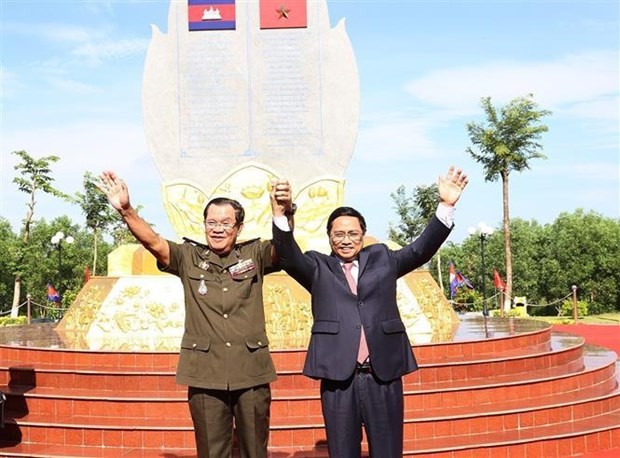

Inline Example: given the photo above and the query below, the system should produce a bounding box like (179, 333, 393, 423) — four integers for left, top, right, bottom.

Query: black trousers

(188, 384, 271, 458)
(320, 370, 404, 458)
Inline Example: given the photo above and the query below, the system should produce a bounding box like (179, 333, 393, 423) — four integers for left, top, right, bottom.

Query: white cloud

(537, 162, 620, 182)
(4, 21, 147, 66)
(405, 50, 619, 121)
(2, 22, 99, 44)
(559, 95, 620, 121)
(0, 67, 20, 98)
(354, 114, 443, 163)
(47, 77, 101, 94)
(83, 1, 115, 15)
(71, 38, 150, 65)
(41, 24, 98, 44)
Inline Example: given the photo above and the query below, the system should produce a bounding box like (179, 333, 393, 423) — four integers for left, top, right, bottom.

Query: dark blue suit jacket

(273, 216, 452, 382)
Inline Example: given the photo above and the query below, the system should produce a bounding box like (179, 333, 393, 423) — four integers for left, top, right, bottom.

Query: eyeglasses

(205, 221, 237, 231)
(330, 231, 364, 244)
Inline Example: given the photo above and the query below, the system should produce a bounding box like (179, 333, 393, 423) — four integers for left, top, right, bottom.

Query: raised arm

(98, 171, 170, 266)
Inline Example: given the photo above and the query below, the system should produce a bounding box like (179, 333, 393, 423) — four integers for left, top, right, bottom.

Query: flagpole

(468, 223, 493, 317)
(497, 288, 503, 317)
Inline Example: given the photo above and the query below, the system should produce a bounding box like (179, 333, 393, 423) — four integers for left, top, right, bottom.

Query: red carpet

(553, 324, 620, 357)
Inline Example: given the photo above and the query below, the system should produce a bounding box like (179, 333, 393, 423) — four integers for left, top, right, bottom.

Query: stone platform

(0, 316, 618, 457)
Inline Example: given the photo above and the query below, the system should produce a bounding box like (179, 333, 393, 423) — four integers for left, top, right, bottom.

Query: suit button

(225, 342, 231, 347)
(257, 341, 262, 346)
(192, 343, 197, 348)
(356, 324, 361, 329)
(223, 287, 229, 292)
(358, 301, 363, 306)
(223, 313, 229, 319)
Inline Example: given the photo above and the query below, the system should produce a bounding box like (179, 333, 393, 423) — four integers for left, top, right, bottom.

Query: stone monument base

(57, 244, 458, 351)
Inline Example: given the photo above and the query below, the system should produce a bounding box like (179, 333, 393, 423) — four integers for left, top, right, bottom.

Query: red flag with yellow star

(260, 0, 307, 29)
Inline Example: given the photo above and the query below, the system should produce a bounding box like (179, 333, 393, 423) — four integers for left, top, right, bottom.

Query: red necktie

(343, 262, 369, 363)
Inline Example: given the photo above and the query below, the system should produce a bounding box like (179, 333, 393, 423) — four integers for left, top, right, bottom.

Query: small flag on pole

(493, 268, 506, 291)
(448, 262, 474, 299)
(47, 284, 61, 303)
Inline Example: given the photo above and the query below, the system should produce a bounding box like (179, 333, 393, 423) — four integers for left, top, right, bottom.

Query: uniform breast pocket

(187, 268, 210, 297)
(233, 269, 258, 299)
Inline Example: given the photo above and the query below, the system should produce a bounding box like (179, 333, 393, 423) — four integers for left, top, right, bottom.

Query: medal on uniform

(198, 274, 208, 295)
(229, 258, 256, 279)
(198, 260, 209, 271)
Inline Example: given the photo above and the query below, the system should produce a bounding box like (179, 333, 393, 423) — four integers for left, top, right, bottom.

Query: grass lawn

(530, 313, 620, 325)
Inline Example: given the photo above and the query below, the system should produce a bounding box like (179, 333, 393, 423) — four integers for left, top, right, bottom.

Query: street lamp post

(50, 231, 74, 298)
(468, 223, 494, 316)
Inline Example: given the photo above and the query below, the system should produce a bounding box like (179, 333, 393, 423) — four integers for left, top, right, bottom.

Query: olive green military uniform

(160, 237, 278, 458)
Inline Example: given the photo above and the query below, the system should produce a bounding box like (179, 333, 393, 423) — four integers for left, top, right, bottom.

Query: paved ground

(551, 323, 620, 456)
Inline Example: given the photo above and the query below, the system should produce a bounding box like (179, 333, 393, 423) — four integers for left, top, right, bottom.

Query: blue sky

(1, 0, 618, 245)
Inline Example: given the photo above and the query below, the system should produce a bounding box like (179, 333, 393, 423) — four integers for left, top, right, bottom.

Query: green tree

(75, 172, 116, 276)
(11, 150, 69, 316)
(0, 218, 19, 311)
(389, 183, 445, 291)
(541, 210, 620, 314)
(466, 95, 551, 310)
(16, 216, 104, 319)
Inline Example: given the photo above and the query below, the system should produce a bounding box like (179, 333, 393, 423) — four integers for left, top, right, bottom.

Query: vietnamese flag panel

(188, 0, 236, 31)
(260, 0, 307, 29)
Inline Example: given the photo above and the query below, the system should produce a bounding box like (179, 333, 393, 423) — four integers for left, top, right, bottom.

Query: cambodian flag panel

(188, 0, 236, 31)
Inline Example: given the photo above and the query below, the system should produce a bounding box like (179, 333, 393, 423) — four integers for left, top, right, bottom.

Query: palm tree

(466, 95, 551, 310)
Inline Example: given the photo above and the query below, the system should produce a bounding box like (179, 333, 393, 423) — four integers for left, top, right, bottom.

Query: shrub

(452, 289, 483, 313)
(558, 299, 588, 318)
(0, 316, 28, 327)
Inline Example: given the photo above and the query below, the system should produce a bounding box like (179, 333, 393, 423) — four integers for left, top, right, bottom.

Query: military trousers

(188, 384, 271, 458)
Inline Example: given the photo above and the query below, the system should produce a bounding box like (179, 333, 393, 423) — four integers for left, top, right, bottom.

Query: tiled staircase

(0, 317, 618, 457)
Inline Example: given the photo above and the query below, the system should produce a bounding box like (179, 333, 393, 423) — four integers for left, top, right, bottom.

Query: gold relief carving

(58, 277, 185, 351)
(161, 162, 344, 247)
(56, 278, 117, 349)
(217, 166, 279, 236)
(162, 180, 209, 241)
(403, 271, 459, 343)
(264, 274, 313, 350)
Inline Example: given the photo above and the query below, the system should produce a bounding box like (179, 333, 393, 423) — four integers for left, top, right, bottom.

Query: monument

(57, 0, 458, 350)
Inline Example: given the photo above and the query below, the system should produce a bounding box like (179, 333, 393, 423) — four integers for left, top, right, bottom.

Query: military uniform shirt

(160, 238, 278, 390)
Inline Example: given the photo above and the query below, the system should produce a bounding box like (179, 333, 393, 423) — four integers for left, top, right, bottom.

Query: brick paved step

(0, 419, 618, 458)
(2, 344, 614, 422)
(2, 349, 613, 421)
(3, 373, 617, 448)
(0, 339, 583, 393)
(0, 322, 553, 370)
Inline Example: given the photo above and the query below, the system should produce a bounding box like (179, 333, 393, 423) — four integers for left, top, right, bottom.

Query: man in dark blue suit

(270, 167, 468, 457)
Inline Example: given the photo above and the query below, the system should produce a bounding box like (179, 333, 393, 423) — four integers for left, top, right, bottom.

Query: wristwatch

(285, 203, 297, 216)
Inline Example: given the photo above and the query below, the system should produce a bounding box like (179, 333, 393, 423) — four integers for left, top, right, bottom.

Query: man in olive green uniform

(98, 171, 294, 458)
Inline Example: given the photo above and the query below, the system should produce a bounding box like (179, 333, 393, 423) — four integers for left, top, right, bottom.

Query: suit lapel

(327, 255, 347, 284)
(357, 249, 370, 279)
